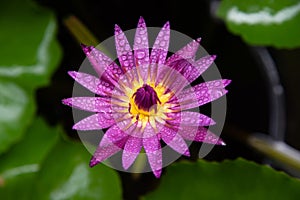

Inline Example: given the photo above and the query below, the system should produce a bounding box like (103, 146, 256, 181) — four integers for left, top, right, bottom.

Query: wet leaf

(0, 0, 61, 154)
(0, 82, 35, 154)
(144, 158, 300, 200)
(0, 0, 62, 89)
(217, 0, 300, 48)
(33, 138, 122, 200)
(0, 117, 59, 199)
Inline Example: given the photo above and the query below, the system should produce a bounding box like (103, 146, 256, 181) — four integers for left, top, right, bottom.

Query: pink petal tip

(68, 71, 78, 79)
(222, 79, 232, 87)
(89, 156, 99, 167)
(153, 169, 162, 178)
(114, 24, 122, 34)
(196, 37, 201, 43)
(61, 98, 71, 106)
(163, 21, 170, 28)
(137, 16, 146, 27)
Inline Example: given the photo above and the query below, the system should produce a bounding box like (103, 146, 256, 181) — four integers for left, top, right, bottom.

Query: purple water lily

(62, 17, 230, 178)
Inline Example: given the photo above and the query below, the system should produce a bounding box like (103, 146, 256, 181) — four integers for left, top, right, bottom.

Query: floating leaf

(144, 158, 300, 200)
(33, 138, 122, 200)
(0, 0, 62, 153)
(0, 0, 62, 89)
(0, 82, 35, 154)
(0, 117, 59, 199)
(217, 0, 300, 48)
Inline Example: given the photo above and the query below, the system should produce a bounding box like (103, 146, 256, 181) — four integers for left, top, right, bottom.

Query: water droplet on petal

(125, 45, 130, 51)
(214, 81, 221, 87)
(119, 39, 125, 46)
(136, 50, 145, 59)
(124, 60, 129, 67)
(163, 35, 169, 40)
(136, 37, 142, 44)
(139, 29, 146, 35)
(160, 41, 166, 47)
(121, 55, 127, 61)
(117, 34, 124, 40)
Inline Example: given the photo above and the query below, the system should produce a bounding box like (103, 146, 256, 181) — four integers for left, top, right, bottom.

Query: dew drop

(117, 34, 124, 40)
(214, 81, 221, 87)
(163, 35, 169, 40)
(119, 39, 125, 46)
(121, 55, 127, 61)
(136, 50, 145, 59)
(160, 41, 166, 47)
(125, 45, 130, 51)
(124, 60, 129, 67)
(139, 29, 146, 35)
(136, 37, 142, 44)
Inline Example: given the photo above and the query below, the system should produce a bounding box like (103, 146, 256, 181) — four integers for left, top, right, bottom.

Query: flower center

(132, 84, 161, 113)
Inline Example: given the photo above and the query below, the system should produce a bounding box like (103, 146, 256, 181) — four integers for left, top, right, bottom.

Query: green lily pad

(0, 82, 35, 154)
(0, 117, 59, 199)
(0, 0, 62, 89)
(0, 0, 62, 154)
(33, 138, 122, 200)
(144, 158, 300, 200)
(217, 0, 300, 48)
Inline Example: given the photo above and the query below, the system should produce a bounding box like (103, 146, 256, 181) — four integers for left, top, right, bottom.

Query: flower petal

(81, 44, 123, 87)
(179, 126, 225, 145)
(167, 55, 216, 85)
(134, 17, 150, 80)
(90, 125, 129, 167)
(114, 24, 135, 74)
(143, 125, 162, 178)
(105, 124, 130, 144)
(62, 97, 112, 113)
(165, 38, 201, 65)
(68, 71, 114, 97)
(160, 126, 190, 156)
(185, 55, 216, 83)
(73, 113, 115, 130)
(168, 111, 215, 126)
(150, 21, 170, 65)
(174, 79, 230, 110)
(122, 135, 143, 170)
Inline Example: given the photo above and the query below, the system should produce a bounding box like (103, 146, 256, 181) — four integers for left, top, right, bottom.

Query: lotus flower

(62, 17, 230, 178)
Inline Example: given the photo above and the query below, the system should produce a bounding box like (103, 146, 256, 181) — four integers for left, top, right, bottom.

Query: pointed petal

(90, 142, 122, 167)
(166, 55, 216, 85)
(165, 38, 201, 65)
(73, 113, 115, 130)
(115, 24, 135, 73)
(160, 126, 190, 156)
(156, 39, 201, 90)
(179, 126, 225, 145)
(150, 21, 170, 65)
(122, 136, 143, 169)
(143, 125, 162, 178)
(90, 125, 129, 167)
(81, 45, 124, 87)
(105, 124, 130, 144)
(185, 55, 216, 83)
(143, 135, 162, 178)
(62, 97, 113, 113)
(167, 111, 215, 126)
(174, 79, 229, 110)
(134, 17, 149, 69)
(68, 71, 114, 96)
